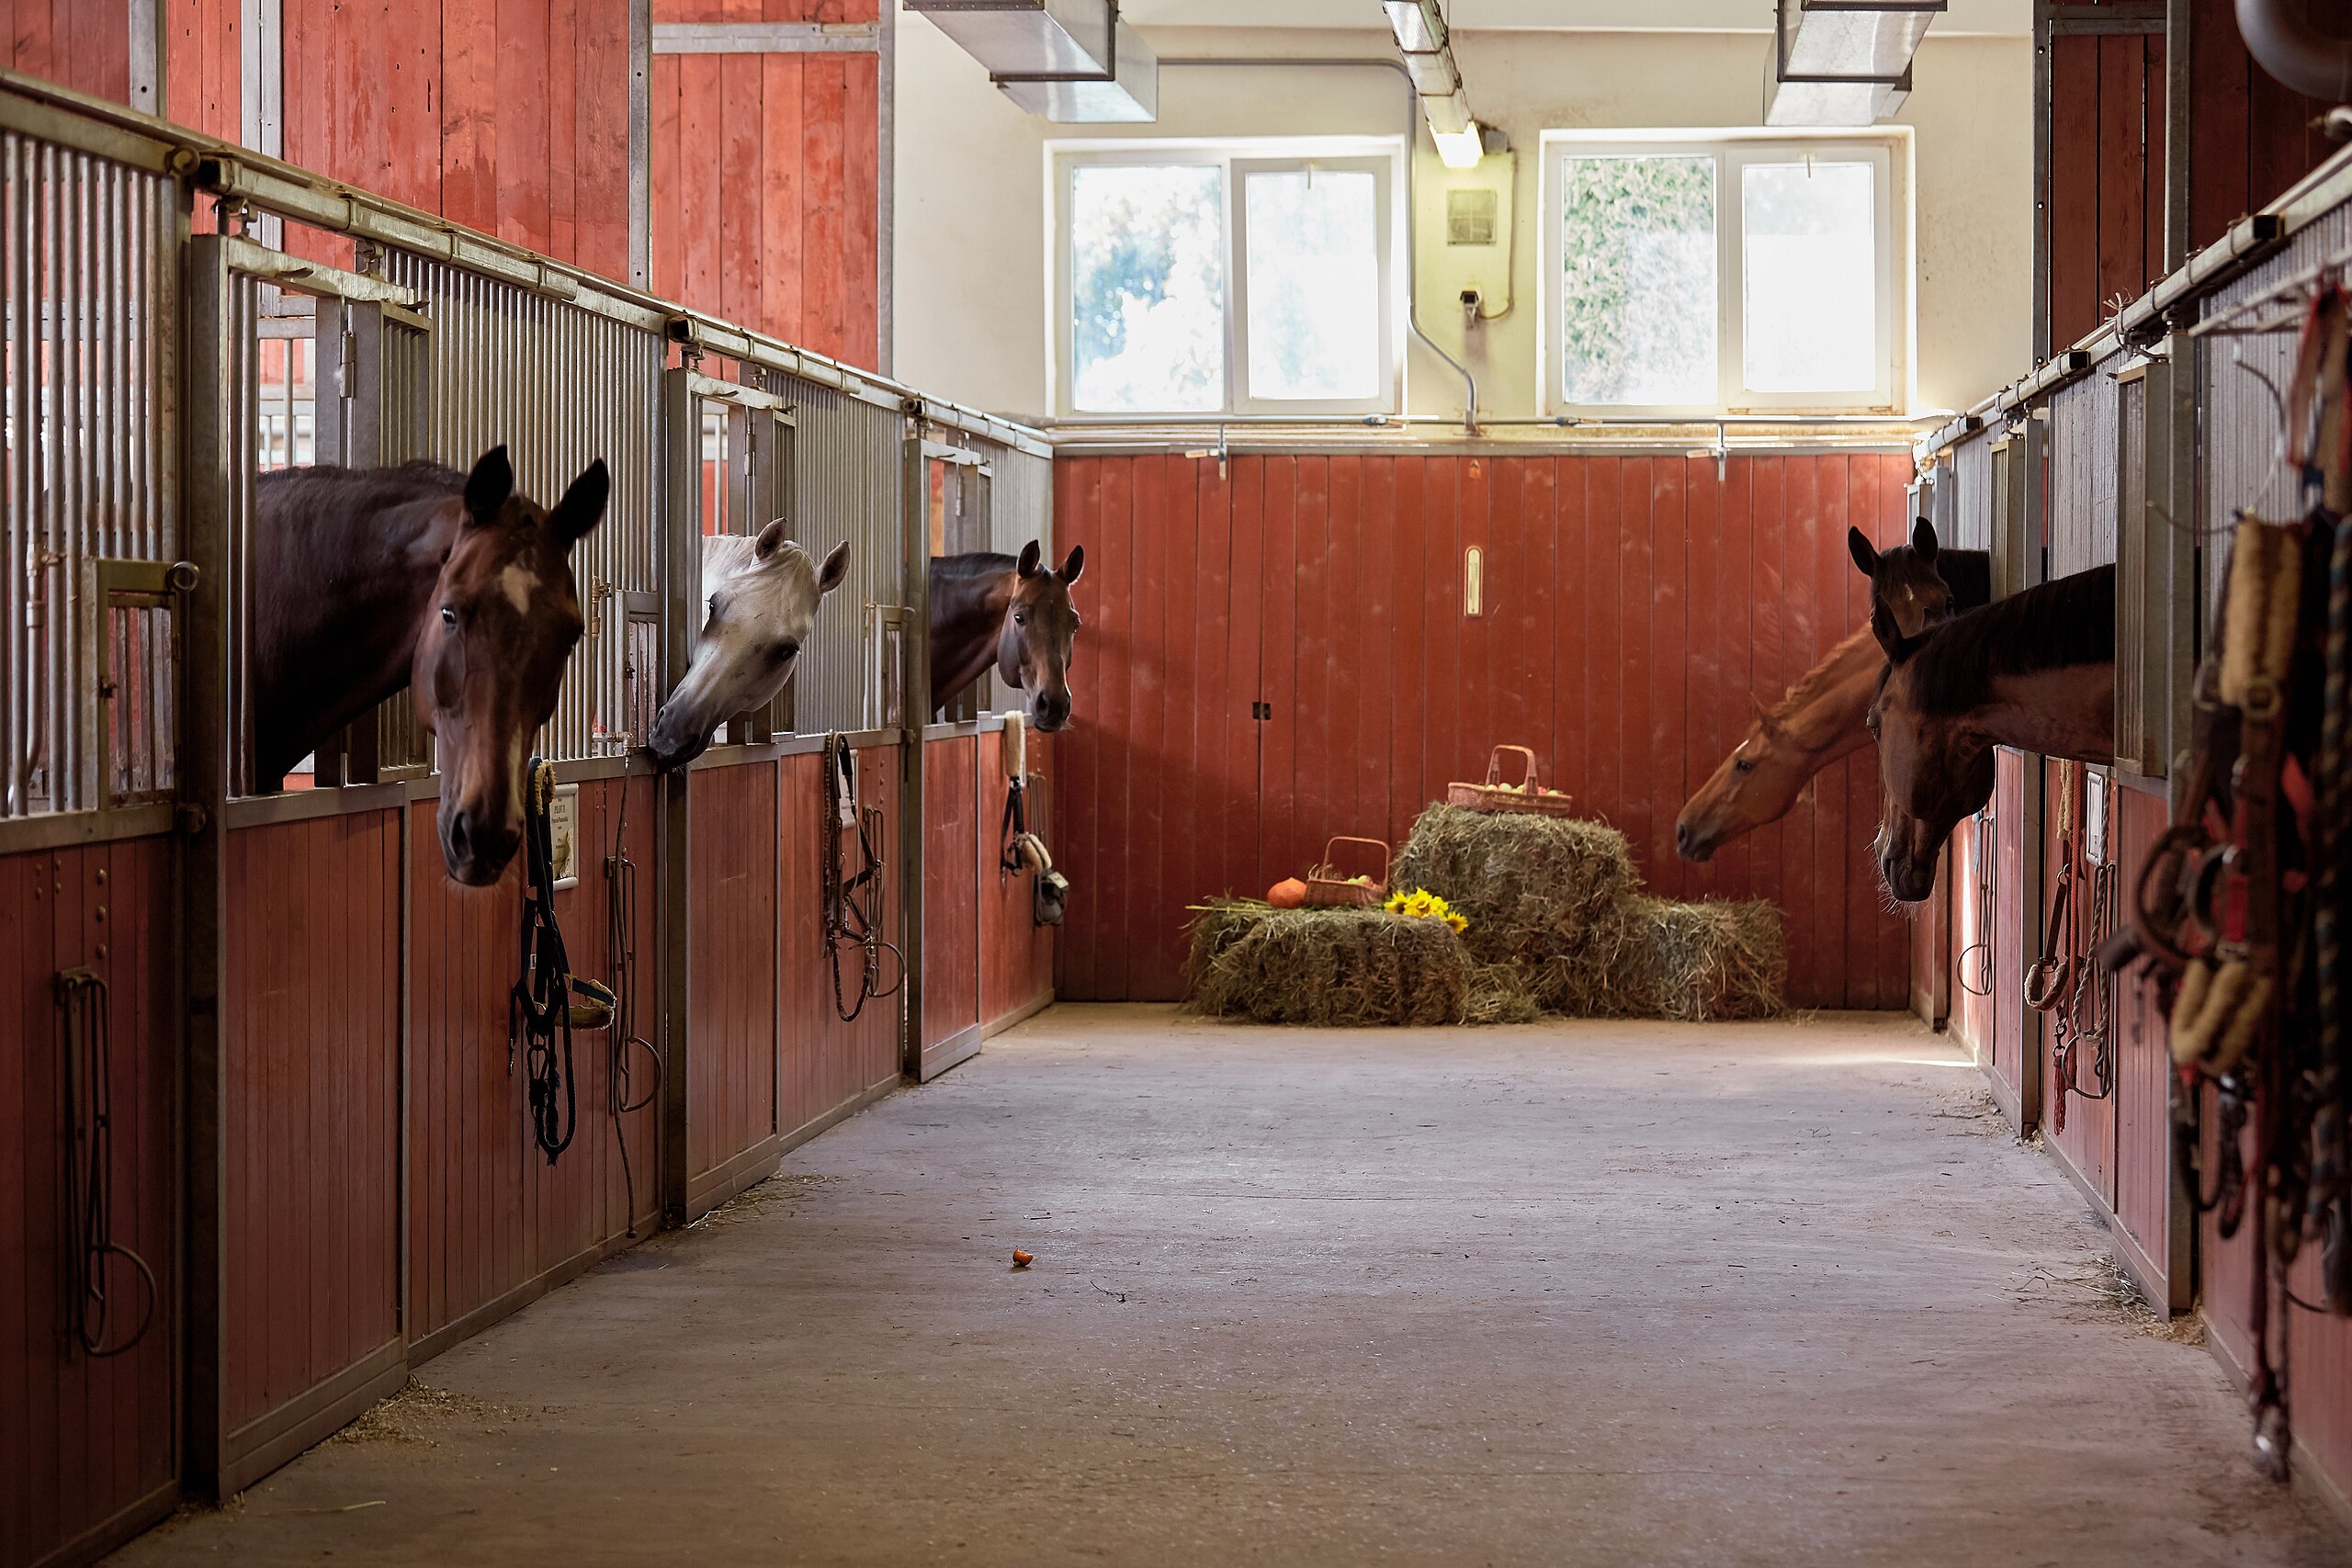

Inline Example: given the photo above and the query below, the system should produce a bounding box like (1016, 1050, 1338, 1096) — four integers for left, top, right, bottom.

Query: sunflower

(1443, 910, 1468, 934)
(1404, 890, 1438, 919)
(1384, 890, 1410, 914)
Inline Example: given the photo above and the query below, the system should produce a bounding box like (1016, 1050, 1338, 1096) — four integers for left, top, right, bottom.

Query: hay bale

(1615, 895, 1787, 1021)
(1183, 899, 1535, 1027)
(1394, 805, 1644, 1014)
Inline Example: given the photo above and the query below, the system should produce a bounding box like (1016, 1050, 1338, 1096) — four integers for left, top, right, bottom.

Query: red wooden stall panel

(221, 814, 401, 1432)
(408, 776, 661, 1350)
(2109, 784, 2175, 1296)
(1951, 811, 1996, 1064)
(0, 841, 176, 1568)
(649, 0, 883, 368)
(777, 745, 903, 1137)
(1051, 450, 1914, 1009)
(687, 761, 781, 1199)
(1991, 749, 2030, 1109)
(2037, 761, 2116, 1210)
(922, 733, 981, 1054)
(979, 728, 1054, 1030)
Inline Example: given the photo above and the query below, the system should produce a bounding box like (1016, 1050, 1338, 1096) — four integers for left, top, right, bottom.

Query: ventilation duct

(905, 0, 1159, 123)
(1763, 0, 1945, 127)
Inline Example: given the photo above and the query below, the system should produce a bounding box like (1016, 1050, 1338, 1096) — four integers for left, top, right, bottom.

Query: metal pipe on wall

(1158, 56, 1481, 434)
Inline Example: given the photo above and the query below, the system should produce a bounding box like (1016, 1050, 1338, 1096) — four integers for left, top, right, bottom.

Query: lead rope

(2064, 793, 2120, 1111)
(605, 774, 662, 1235)
(822, 734, 904, 1022)
(1958, 809, 1996, 998)
(513, 758, 580, 1164)
(56, 967, 156, 1358)
(2030, 763, 2080, 1130)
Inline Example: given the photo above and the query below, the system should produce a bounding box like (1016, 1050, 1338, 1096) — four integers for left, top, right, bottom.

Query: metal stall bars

(0, 87, 190, 1568)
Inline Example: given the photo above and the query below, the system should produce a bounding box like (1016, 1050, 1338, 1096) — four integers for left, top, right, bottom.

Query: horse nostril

(448, 810, 472, 860)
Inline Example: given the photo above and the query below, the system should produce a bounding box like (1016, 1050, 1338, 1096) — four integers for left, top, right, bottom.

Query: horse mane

(933, 550, 1017, 582)
(1903, 562, 2116, 716)
(1772, 625, 1879, 721)
(255, 458, 465, 510)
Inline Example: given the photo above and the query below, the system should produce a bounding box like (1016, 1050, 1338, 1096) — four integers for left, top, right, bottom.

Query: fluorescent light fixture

(1763, 0, 1944, 126)
(1431, 121, 1485, 169)
(1382, 0, 1444, 54)
(1422, 87, 1471, 137)
(905, 0, 1114, 79)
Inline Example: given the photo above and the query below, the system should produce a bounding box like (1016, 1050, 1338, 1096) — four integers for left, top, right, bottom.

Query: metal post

(657, 365, 696, 1223)
(178, 231, 234, 1498)
(899, 414, 927, 1080)
(629, 0, 653, 289)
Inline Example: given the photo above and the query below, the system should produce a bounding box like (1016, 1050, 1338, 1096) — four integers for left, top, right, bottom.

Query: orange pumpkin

(1267, 876, 1308, 908)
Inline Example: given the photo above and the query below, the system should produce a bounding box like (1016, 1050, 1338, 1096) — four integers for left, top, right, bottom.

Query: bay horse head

(417, 447, 608, 886)
(1675, 626, 1883, 863)
(998, 541, 1084, 732)
(1866, 603, 1994, 905)
(1851, 517, 1968, 653)
(647, 525, 851, 770)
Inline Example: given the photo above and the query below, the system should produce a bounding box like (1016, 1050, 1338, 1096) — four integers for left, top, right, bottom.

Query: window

(1051, 140, 1401, 419)
(1543, 132, 1905, 416)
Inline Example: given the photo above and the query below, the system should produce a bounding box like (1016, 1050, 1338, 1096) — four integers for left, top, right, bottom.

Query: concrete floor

(119, 1007, 2352, 1567)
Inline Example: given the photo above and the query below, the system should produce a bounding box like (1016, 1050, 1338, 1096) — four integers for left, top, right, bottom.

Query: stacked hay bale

(1395, 805, 1784, 1021)
(1187, 901, 1539, 1027)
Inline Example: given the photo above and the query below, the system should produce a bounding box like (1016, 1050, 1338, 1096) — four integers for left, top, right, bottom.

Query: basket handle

(1317, 836, 1391, 885)
(1484, 745, 1539, 789)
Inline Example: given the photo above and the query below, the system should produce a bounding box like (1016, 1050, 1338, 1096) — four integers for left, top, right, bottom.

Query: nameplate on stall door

(2084, 768, 2108, 867)
(549, 784, 581, 890)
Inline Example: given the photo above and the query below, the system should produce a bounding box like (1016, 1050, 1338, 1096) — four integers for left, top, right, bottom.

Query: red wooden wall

(1050, 450, 1915, 1010)
(649, 0, 882, 368)
(687, 761, 782, 1203)
(222, 813, 401, 1437)
(407, 777, 662, 1350)
(777, 744, 904, 1133)
(2047, 26, 2165, 354)
(978, 728, 1054, 1028)
(6, 0, 133, 103)
(922, 734, 982, 1055)
(0, 840, 176, 1568)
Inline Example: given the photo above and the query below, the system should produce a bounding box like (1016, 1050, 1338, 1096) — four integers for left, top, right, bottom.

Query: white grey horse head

(647, 523, 849, 769)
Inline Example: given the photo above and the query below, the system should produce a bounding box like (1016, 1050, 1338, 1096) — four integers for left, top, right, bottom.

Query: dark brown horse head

(1865, 603, 1993, 904)
(998, 540, 1084, 732)
(413, 447, 608, 885)
(1851, 517, 1960, 653)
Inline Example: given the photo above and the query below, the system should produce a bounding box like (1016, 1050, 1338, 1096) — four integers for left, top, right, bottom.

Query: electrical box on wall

(1419, 150, 1514, 326)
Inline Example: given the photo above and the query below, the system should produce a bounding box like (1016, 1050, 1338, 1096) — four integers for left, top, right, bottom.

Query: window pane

(1743, 161, 1876, 393)
(1069, 164, 1226, 413)
(1244, 168, 1381, 401)
(1557, 154, 1715, 406)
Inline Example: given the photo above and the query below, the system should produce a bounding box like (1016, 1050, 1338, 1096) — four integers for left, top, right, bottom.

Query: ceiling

(1114, 1, 2030, 35)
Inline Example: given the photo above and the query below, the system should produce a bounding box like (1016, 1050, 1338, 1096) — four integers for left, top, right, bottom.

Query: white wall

(892, 16, 2032, 425)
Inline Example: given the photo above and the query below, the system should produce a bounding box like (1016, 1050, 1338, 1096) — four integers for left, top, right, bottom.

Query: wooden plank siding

(776, 745, 903, 1133)
(5, 0, 132, 104)
(648, 0, 882, 368)
(407, 776, 662, 1350)
(1049, 450, 1915, 1010)
(686, 761, 782, 1202)
(221, 813, 401, 1431)
(922, 734, 981, 1054)
(0, 841, 177, 1568)
(978, 728, 1054, 1029)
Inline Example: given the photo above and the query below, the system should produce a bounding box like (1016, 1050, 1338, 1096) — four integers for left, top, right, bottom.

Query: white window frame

(1539, 129, 1911, 420)
(1046, 137, 1406, 422)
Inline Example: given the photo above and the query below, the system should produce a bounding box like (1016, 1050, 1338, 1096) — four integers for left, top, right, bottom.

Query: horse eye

(1013, 611, 1027, 626)
(776, 640, 800, 662)
(1734, 757, 1756, 774)
(440, 604, 458, 629)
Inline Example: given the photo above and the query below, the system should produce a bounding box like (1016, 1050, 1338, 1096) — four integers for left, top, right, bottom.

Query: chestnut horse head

(928, 541, 1085, 731)
(1870, 564, 2117, 904)
(1675, 626, 1883, 863)
(1849, 517, 1996, 654)
(414, 449, 609, 884)
(251, 446, 607, 886)
(647, 525, 852, 770)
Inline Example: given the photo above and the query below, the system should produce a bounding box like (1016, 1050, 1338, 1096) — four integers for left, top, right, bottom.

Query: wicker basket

(1447, 746, 1577, 818)
(1304, 837, 1391, 908)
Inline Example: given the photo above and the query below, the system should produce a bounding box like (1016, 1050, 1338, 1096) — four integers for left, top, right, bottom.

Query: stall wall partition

(1048, 447, 1917, 1010)
(0, 74, 1048, 1568)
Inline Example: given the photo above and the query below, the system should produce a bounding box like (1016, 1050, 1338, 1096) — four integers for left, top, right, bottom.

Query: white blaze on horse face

(499, 562, 537, 615)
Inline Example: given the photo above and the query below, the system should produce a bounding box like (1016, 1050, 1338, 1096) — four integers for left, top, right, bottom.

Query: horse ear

(1912, 515, 1939, 561)
(1059, 544, 1085, 584)
(463, 446, 514, 526)
(1750, 694, 1781, 736)
(1017, 540, 1043, 578)
(1847, 525, 1879, 577)
(1872, 598, 1929, 666)
(548, 458, 610, 549)
(817, 539, 852, 593)
(753, 519, 789, 561)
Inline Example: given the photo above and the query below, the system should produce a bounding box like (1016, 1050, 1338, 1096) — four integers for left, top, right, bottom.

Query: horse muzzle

(441, 803, 523, 886)
(1674, 818, 1716, 863)
(646, 705, 715, 771)
(1029, 692, 1073, 733)
(1880, 851, 1938, 906)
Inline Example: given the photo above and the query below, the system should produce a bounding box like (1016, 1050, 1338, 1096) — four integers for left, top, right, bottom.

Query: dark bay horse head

(929, 541, 1085, 732)
(416, 448, 609, 884)
(1868, 565, 2118, 904)
(1849, 517, 1995, 654)
(647, 525, 851, 770)
(1675, 626, 1882, 863)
